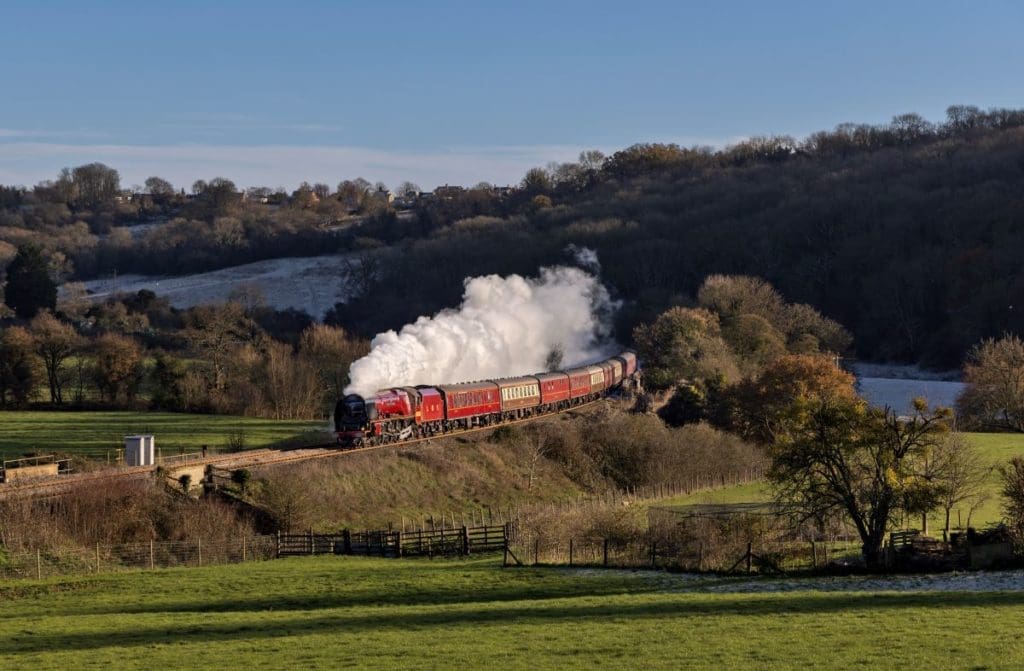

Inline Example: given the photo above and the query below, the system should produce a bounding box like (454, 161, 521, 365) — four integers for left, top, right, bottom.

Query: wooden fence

(276, 523, 511, 559)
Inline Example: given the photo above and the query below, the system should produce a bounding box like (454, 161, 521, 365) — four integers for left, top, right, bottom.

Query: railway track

(0, 398, 611, 500)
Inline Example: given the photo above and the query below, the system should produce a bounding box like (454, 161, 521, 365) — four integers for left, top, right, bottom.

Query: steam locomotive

(334, 351, 638, 447)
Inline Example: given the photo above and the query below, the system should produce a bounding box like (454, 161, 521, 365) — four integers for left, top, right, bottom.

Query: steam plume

(345, 264, 616, 396)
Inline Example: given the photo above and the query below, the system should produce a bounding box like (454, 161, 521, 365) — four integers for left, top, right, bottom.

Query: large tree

(91, 333, 144, 403)
(30, 312, 80, 404)
(769, 394, 950, 568)
(728, 354, 858, 444)
(0, 326, 39, 407)
(144, 176, 175, 197)
(298, 324, 369, 410)
(957, 334, 1024, 431)
(71, 162, 120, 208)
(632, 306, 737, 390)
(4, 244, 57, 319)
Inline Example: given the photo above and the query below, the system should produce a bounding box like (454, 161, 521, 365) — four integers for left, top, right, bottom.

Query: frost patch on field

(79, 255, 353, 319)
(856, 377, 965, 415)
(569, 568, 1024, 593)
(697, 570, 1024, 594)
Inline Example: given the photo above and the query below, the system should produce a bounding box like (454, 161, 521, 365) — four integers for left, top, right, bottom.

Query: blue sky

(2, 0, 1023, 189)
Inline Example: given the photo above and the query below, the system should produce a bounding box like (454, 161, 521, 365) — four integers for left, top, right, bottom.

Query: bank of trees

(632, 281, 995, 568)
(334, 105, 1024, 368)
(5, 105, 1024, 368)
(0, 295, 368, 419)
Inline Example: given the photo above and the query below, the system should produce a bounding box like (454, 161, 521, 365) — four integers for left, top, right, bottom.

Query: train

(334, 351, 638, 447)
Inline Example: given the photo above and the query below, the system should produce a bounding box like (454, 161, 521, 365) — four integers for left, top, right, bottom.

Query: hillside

(0, 403, 764, 551)
(335, 108, 1024, 368)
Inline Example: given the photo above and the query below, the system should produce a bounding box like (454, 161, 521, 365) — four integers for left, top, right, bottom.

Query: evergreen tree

(4, 244, 56, 319)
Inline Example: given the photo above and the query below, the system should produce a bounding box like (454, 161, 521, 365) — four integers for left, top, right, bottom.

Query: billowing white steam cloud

(345, 265, 616, 396)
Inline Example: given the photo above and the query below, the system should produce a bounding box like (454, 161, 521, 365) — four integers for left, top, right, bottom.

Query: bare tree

(30, 312, 80, 404)
(958, 334, 1024, 431)
(91, 333, 144, 403)
(144, 176, 175, 197)
(929, 432, 990, 536)
(298, 324, 369, 408)
(396, 181, 421, 197)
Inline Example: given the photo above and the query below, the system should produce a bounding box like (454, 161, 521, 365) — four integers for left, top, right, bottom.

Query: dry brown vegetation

(0, 402, 765, 561)
(0, 477, 251, 555)
(245, 403, 765, 531)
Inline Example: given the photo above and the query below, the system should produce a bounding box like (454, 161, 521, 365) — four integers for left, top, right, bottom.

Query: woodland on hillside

(2, 105, 1024, 368)
(337, 105, 1024, 368)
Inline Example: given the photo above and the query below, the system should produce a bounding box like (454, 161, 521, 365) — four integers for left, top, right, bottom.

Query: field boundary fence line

(505, 532, 863, 574)
(276, 523, 511, 559)
(0, 466, 769, 580)
(0, 535, 277, 581)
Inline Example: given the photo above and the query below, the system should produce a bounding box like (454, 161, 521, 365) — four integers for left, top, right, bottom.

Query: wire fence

(507, 532, 863, 573)
(0, 535, 277, 581)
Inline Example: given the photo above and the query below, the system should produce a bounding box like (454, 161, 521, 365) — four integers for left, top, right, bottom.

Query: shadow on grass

(3, 587, 1024, 656)
(20, 563, 648, 618)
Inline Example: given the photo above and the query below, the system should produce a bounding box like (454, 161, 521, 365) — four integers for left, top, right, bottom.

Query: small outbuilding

(124, 435, 155, 466)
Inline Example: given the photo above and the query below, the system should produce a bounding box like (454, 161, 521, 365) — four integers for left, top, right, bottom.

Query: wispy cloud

(0, 141, 592, 190)
(0, 129, 55, 138)
(156, 114, 345, 134)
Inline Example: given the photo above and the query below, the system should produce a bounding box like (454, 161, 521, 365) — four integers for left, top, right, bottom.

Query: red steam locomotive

(334, 351, 638, 447)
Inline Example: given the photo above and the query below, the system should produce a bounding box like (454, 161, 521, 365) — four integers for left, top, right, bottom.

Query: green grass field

(661, 433, 1024, 530)
(0, 411, 326, 462)
(1, 555, 1022, 669)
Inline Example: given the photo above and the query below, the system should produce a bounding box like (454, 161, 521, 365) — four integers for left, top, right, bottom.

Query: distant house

(243, 191, 270, 205)
(370, 186, 394, 205)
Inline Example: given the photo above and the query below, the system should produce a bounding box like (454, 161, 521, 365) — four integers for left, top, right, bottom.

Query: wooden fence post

(343, 529, 351, 555)
(534, 538, 539, 565)
(698, 543, 703, 572)
(36, 548, 41, 580)
(95, 543, 100, 574)
(650, 541, 656, 568)
(569, 538, 574, 566)
(242, 535, 247, 562)
(276, 530, 281, 558)
(150, 539, 155, 569)
(461, 526, 470, 556)
(309, 528, 314, 555)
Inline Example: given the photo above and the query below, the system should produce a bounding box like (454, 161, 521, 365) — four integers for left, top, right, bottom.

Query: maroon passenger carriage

(334, 350, 638, 447)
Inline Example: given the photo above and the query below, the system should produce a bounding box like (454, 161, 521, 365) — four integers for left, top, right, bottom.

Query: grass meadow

(1, 555, 1023, 670)
(661, 432, 1024, 529)
(0, 411, 325, 462)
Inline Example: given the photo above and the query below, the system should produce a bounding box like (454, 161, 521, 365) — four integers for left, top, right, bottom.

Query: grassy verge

(657, 432, 1024, 529)
(0, 411, 324, 461)
(0, 555, 1022, 669)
